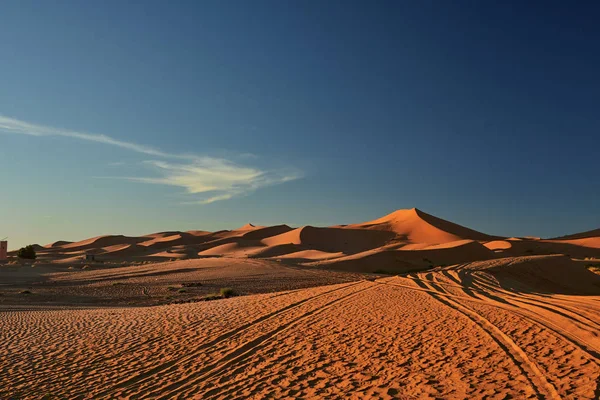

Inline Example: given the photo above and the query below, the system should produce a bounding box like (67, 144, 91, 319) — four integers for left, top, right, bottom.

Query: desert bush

(202, 293, 222, 301)
(17, 245, 37, 260)
(177, 288, 187, 293)
(220, 287, 236, 298)
(20, 290, 32, 294)
(196, 288, 237, 301)
(181, 282, 202, 287)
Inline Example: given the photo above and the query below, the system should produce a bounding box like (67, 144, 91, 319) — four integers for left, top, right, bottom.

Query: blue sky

(1, 0, 599, 249)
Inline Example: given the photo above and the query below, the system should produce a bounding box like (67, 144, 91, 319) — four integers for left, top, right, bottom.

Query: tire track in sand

(146, 282, 377, 400)
(88, 280, 369, 399)
(407, 274, 561, 400)
(433, 269, 600, 364)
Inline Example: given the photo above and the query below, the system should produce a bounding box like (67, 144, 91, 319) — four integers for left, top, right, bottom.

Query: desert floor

(0, 258, 370, 307)
(2, 255, 599, 399)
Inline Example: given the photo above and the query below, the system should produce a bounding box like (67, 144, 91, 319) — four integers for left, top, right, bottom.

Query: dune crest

(17, 208, 598, 274)
(348, 208, 499, 243)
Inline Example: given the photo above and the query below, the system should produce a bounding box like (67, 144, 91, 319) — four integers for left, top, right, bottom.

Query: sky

(1, 0, 599, 249)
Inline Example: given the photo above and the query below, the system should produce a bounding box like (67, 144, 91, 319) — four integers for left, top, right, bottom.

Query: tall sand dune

(262, 226, 395, 254)
(347, 208, 500, 243)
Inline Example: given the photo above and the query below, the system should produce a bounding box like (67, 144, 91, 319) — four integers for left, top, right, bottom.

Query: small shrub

(202, 294, 222, 301)
(177, 288, 187, 293)
(17, 245, 37, 260)
(111, 282, 124, 286)
(181, 282, 202, 287)
(167, 286, 178, 291)
(220, 288, 235, 298)
(20, 290, 32, 294)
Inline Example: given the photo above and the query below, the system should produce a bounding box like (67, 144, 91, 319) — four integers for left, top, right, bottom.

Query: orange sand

(2, 208, 599, 398)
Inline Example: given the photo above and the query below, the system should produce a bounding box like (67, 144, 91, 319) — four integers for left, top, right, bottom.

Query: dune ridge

(9, 208, 596, 274)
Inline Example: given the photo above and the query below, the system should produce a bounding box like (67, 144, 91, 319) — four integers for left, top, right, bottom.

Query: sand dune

(58, 234, 148, 250)
(262, 226, 395, 254)
(347, 208, 500, 243)
(7, 208, 594, 277)
(198, 240, 264, 257)
(44, 240, 73, 248)
(492, 238, 600, 258)
(312, 239, 495, 273)
(550, 228, 600, 240)
(553, 237, 600, 249)
(240, 224, 293, 240)
(234, 223, 265, 231)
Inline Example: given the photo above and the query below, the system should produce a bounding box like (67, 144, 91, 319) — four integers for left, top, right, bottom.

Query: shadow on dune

(474, 256, 600, 296)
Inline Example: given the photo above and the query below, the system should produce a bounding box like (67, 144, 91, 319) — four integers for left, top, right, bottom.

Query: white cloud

(122, 159, 302, 204)
(0, 114, 302, 203)
(0, 115, 183, 158)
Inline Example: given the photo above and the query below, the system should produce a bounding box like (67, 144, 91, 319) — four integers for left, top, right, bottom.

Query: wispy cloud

(0, 115, 183, 158)
(123, 159, 302, 204)
(0, 114, 302, 203)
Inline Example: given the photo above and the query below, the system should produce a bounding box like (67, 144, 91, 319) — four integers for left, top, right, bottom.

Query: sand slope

(7, 207, 599, 276)
(347, 208, 500, 243)
(550, 228, 600, 240)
